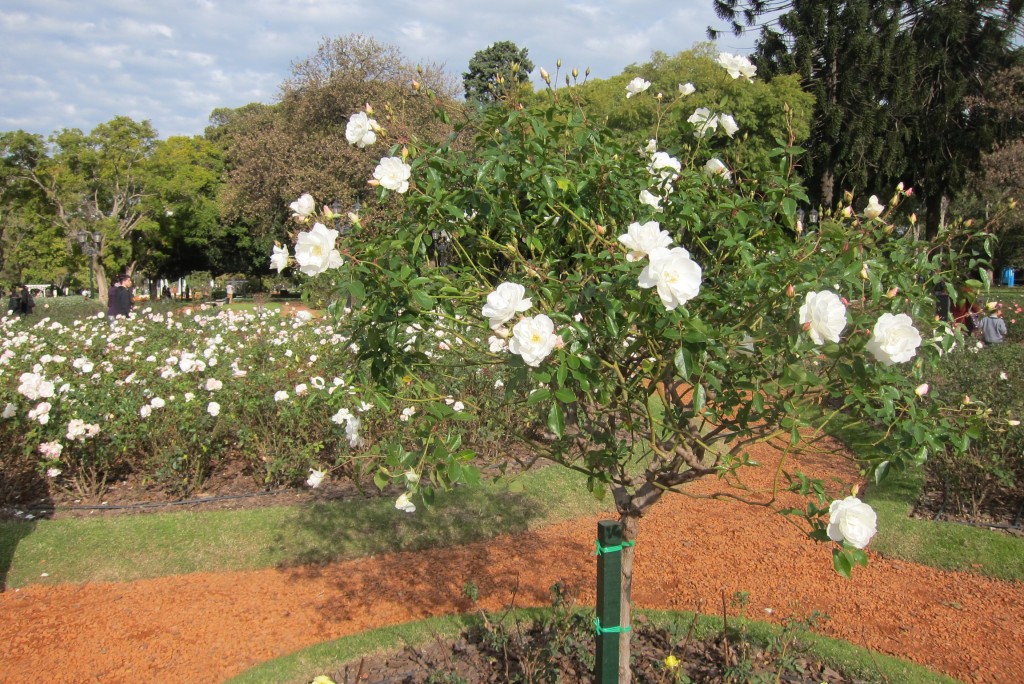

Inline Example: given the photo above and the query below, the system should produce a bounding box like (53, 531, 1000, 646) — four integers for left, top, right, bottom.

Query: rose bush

(269, 53, 993, 681)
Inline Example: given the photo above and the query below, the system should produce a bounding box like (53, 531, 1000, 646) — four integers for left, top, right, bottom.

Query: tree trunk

(95, 264, 110, 308)
(617, 513, 641, 684)
(820, 169, 835, 210)
(924, 192, 944, 241)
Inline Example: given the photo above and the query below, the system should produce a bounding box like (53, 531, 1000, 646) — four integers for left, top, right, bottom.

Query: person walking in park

(980, 306, 1008, 344)
(226, 282, 234, 304)
(107, 274, 133, 321)
(19, 285, 34, 315)
(7, 286, 21, 315)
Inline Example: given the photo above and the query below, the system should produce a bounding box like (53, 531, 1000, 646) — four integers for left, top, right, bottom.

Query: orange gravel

(1, 440, 1022, 684)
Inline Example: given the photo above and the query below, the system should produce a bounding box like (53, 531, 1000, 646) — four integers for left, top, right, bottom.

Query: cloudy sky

(0, 1, 757, 140)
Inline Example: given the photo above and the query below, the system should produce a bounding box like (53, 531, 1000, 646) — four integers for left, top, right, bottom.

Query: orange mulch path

(1, 440, 1023, 684)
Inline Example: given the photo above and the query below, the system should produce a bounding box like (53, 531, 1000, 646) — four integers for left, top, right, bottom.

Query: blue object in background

(1004, 266, 1015, 287)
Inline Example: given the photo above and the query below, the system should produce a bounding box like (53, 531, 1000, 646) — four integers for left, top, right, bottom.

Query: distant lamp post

(795, 208, 820, 235)
(430, 228, 452, 267)
(77, 232, 102, 298)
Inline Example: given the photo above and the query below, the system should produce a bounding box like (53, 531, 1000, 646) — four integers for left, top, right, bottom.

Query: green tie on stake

(595, 520, 634, 683)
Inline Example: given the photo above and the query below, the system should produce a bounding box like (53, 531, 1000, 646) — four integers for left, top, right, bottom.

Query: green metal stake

(595, 520, 623, 683)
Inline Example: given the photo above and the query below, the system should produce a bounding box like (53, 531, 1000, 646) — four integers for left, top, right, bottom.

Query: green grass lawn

(0, 465, 607, 588)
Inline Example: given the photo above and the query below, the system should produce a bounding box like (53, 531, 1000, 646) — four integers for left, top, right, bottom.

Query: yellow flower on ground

(665, 654, 680, 669)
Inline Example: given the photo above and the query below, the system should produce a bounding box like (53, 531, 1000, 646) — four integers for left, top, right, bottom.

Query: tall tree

(568, 44, 814, 164)
(897, 0, 1024, 238)
(0, 117, 159, 303)
(713, 0, 911, 208)
(462, 40, 535, 104)
(140, 135, 231, 286)
(712, 0, 1024, 237)
(214, 34, 459, 254)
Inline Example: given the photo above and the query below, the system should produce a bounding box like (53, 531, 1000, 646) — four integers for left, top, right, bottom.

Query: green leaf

(547, 403, 565, 438)
(373, 469, 390, 491)
(782, 197, 797, 223)
(554, 387, 577, 403)
(347, 280, 366, 300)
(527, 388, 551, 405)
(674, 348, 692, 380)
(874, 460, 890, 484)
(832, 549, 853, 579)
(412, 290, 435, 310)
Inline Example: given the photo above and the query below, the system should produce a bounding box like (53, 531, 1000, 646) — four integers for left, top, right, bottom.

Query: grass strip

(0, 465, 606, 588)
(226, 608, 959, 684)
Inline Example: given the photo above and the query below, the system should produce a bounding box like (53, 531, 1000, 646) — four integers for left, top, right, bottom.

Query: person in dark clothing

(7, 286, 21, 315)
(107, 275, 133, 320)
(19, 285, 34, 315)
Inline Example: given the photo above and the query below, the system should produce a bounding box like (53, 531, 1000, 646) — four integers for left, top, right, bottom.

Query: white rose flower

(644, 138, 658, 155)
(373, 156, 412, 194)
(866, 313, 922, 366)
(618, 221, 673, 262)
(625, 77, 651, 98)
(207, 401, 221, 417)
(687, 107, 718, 138)
(269, 244, 290, 274)
(289, 193, 315, 218)
(508, 314, 559, 367)
(2, 402, 16, 419)
(703, 157, 732, 181)
(39, 441, 63, 459)
(718, 113, 739, 137)
(717, 52, 757, 82)
(47, 467, 62, 479)
(306, 468, 326, 489)
(678, 82, 695, 96)
(482, 282, 533, 330)
(864, 195, 884, 220)
(395, 492, 417, 513)
(294, 223, 344, 277)
(637, 247, 703, 311)
(798, 291, 847, 345)
(648, 152, 681, 185)
(915, 383, 930, 397)
(827, 496, 878, 549)
(345, 111, 379, 148)
(274, 390, 289, 402)
(150, 397, 166, 409)
(205, 378, 222, 392)
(639, 189, 663, 212)
(29, 402, 51, 426)
(139, 404, 152, 418)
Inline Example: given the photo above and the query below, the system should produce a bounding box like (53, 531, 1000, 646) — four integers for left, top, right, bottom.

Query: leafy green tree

(896, 0, 1024, 238)
(713, 0, 910, 208)
(712, 0, 1024, 238)
(565, 44, 814, 165)
(463, 40, 535, 104)
(0, 131, 69, 286)
(0, 117, 159, 303)
(140, 135, 230, 286)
